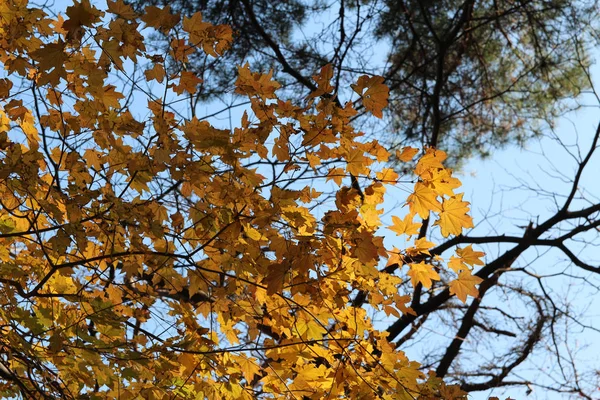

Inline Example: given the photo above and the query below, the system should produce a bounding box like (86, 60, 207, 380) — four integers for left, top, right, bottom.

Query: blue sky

(437, 61, 600, 399)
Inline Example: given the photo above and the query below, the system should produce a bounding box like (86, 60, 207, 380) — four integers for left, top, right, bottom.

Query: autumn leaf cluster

(0, 0, 484, 398)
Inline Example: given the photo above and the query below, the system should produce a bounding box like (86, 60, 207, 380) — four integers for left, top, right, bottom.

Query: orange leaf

(449, 271, 483, 303)
(183, 13, 232, 56)
(353, 236, 379, 264)
(144, 63, 165, 83)
(309, 63, 334, 98)
(235, 63, 280, 100)
(456, 245, 485, 266)
(232, 355, 262, 383)
(141, 5, 180, 32)
(182, 12, 210, 37)
(107, 0, 137, 19)
(326, 167, 345, 186)
(351, 75, 389, 118)
(397, 146, 419, 162)
(31, 42, 68, 85)
(386, 248, 404, 267)
(99, 85, 125, 109)
(63, 0, 104, 33)
(0, 79, 13, 99)
(406, 237, 436, 257)
(171, 71, 203, 95)
(345, 148, 371, 176)
(263, 263, 288, 295)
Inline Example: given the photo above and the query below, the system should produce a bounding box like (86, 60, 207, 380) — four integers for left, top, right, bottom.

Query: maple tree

(0, 0, 490, 398)
(3, 1, 600, 399)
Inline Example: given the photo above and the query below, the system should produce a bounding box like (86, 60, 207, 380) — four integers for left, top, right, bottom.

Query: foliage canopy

(0, 1, 486, 398)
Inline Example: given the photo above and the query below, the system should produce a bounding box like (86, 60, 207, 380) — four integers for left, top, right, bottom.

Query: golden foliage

(0, 1, 484, 398)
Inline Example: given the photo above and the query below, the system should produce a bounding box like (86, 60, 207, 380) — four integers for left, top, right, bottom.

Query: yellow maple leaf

(296, 318, 326, 340)
(394, 294, 416, 315)
(0, 109, 9, 132)
(407, 182, 442, 219)
(414, 148, 447, 178)
(434, 193, 474, 237)
(407, 262, 440, 288)
(389, 214, 421, 237)
(406, 237, 436, 257)
(177, 353, 197, 374)
(359, 203, 383, 228)
(99, 85, 125, 109)
(376, 168, 399, 183)
(386, 247, 404, 267)
(365, 140, 390, 162)
(448, 255, 467, 274)
(295, 364, 331, 389)
(425, 168, 461, 197)
(232, 354, 262, 383)
(456, 245, 485, 266)
(449, 270, 483, 303)
(281, 205, 316, 235)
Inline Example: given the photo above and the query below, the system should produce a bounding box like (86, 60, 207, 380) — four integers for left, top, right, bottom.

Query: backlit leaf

(389, 214, 421, 237)
(449, 271, 484, 303)
(407, 182, 442, 219)
(434, 193, 474, 237)
(407, 262, 440, 289)
(351, 75, 389, 118)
